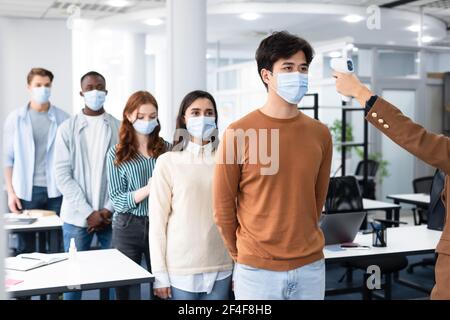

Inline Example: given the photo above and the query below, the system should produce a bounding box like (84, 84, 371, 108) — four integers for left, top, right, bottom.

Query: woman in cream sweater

(149, 90, 233, 300)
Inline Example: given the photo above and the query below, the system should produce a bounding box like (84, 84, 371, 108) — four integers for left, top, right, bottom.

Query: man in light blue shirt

(3, 68, 69, 254)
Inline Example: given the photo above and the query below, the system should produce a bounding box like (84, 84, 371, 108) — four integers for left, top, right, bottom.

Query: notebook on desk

(4, 210, 56, 225)
(5, 252, 68, 271)
(4, 216, 37, 225)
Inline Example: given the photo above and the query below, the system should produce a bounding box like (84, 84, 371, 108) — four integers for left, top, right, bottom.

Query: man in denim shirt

(3, 68, 69, 254)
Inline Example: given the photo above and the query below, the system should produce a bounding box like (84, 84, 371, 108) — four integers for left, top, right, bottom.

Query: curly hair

(115, 91, 167, 166)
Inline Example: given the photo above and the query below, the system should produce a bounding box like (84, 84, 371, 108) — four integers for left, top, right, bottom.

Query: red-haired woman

(106, 91, 171, 300)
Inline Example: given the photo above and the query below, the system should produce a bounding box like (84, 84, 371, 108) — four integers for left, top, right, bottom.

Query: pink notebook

(5, 278, 24, 287)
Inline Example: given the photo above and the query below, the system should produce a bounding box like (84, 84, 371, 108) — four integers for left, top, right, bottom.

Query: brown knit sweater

(213, 109, 333, 271)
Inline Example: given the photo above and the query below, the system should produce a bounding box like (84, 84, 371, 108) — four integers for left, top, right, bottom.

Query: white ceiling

(1, 0, 449, 24)
(0, 0, 164, 19)
(0, 0, 449, 49)
(231, 0, 450, 24)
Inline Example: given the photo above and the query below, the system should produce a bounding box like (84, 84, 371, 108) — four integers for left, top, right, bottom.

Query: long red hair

(115, 91, 167, 166)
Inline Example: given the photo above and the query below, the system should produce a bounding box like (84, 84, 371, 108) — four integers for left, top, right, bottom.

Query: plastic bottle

(67, 238, 80, 290)
(69, 238, 77, 261)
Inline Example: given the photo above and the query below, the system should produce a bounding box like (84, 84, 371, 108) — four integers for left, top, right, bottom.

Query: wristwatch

(364, 95, 378, 115)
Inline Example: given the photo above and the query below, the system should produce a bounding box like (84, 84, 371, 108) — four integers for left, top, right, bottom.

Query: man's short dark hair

(80, 71, 106, 85)
(27, 68, 54, 84)
(255, 31, 314, 89)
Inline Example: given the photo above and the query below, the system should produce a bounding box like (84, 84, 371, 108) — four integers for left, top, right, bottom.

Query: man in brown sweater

(333, 70, 450, 300)
(213, 31, 332, 300)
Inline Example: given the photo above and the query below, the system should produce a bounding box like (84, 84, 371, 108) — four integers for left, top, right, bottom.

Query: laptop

(319, 212, 367, 245)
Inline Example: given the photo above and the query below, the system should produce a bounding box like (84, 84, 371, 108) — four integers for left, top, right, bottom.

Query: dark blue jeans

(62, 222, 112, 300)
(17, 186, 62, 254)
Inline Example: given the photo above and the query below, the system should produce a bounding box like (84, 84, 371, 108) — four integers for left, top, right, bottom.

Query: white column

(0, 17, 10, 300)
(163, 0, 207, 141)
(71, 19, 95, 114)
(0, 203, 5, 300)
(146, 35, 170, 140)
(124, 33, 146, 95)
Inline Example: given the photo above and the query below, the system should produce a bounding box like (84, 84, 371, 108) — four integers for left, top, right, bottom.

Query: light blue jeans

(170, 276, 232, 300)
(234, 259, 325, 300)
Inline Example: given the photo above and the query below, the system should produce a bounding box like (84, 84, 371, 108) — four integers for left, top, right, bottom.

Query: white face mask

(133, 118, 159, 135)
(186, 116, 216, 141)
(83, 90, 106, 111)
(271, 72, 308, 105)
(31, 87, 51, 104)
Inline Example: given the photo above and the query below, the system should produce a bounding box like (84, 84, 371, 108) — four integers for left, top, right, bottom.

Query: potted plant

(329, 119, 390, 183)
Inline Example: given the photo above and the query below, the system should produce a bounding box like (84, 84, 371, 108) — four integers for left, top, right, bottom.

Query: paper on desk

(5, 278, 24, 287)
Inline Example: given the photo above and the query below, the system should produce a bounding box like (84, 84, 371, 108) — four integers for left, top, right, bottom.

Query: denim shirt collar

(19, 103, 57, 122)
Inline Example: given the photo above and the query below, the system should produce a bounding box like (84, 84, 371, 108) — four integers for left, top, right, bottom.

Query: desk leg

(38, 232, 47, 253)
(100, 288, 110, 300)
(385, 209, 392, 221)
(394, 207, 400, 227)
(49, 230, 59, 253)
(48, 293, 61, 300)
(149, 281, 154, 300)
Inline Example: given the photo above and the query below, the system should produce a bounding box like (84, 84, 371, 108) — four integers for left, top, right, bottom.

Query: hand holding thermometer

(330, 58, 354, 102)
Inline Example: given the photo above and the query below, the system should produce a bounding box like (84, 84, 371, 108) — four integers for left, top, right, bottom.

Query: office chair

(325, 176, 363, 214)
(326, 176, 408, 300)
(354, 160, 379, 199)
(411, 176, 433, 225)
(355, 160, 379, 177)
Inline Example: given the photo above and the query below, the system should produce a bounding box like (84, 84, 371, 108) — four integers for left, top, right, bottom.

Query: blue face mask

(273, 72, 308, 105)
(31, 87, 51, 104)
(83, 90, 106, 111)
(186, 116, 216, 141)
(133, 119, 159, 135)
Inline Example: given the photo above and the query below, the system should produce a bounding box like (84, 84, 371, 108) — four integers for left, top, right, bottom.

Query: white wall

(0, 17, 73, 184)
(0, 16, 72, 187)
(0, 18, 73, 116)
(438, 53, 450, 72)
(72, 20, 150, 121)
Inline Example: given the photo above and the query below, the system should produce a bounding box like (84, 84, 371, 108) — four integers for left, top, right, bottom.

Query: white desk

(325, 226, 441, 298)
(363, 199, 401, 211)
(4, 214, 62, 232)
(387, 193, 431, 207)
(6, 249, 154, 299)
(324, 225, 441, 262)
(4, 213, 63, 253)
(323, 199, 401, 212)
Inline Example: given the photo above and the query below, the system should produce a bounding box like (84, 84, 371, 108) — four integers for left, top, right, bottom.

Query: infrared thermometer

(330, 58, 354, 102)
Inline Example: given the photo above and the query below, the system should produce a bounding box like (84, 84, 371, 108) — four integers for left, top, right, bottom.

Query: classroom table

(324, 225, 440, 262)
(4, 213, 63, 253)
(362, 199, 402, 221)
(324, 225, 441, 299)
(387, 193, 431, 208)
(6, 249, 154, 299)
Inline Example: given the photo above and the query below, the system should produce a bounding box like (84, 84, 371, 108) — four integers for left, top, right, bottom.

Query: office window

(377, 50, 418, 78)
(217, 69, 238, 91)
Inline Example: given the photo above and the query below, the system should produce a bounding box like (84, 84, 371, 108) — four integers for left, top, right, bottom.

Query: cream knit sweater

(149, 142, 234, 276)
